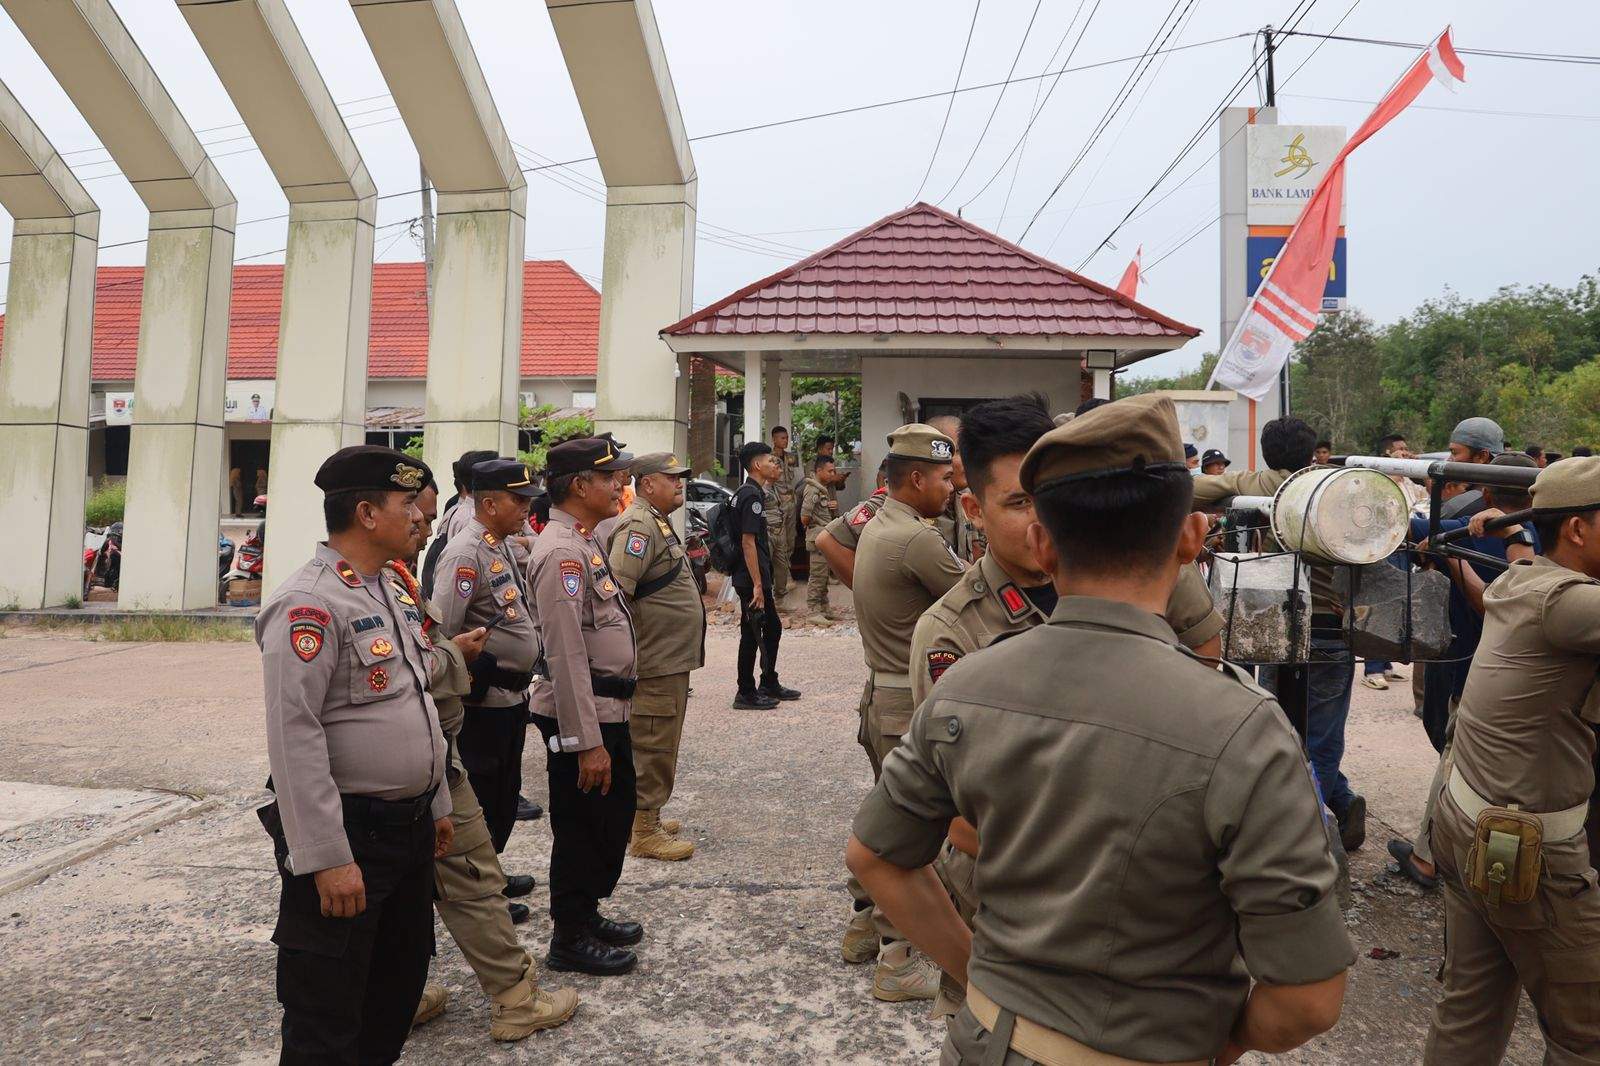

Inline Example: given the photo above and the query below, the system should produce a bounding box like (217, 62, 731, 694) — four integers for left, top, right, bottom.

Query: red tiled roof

(664, 202, 1198, 340)
(0, 260, 599, 381)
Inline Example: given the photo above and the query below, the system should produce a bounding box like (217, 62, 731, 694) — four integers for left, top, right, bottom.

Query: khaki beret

(887, 423, 955, 464)
(1531, 456, 1600, 513)
(1019, 394, 1186, 493)
(631, 452, 691, 478)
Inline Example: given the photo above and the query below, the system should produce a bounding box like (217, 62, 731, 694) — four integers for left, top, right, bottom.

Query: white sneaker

(1360, 674, 1389, 691)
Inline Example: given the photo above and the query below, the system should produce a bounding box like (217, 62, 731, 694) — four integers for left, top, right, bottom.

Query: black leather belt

(590, 673, 638, 700)
(340, 788, 438, 826)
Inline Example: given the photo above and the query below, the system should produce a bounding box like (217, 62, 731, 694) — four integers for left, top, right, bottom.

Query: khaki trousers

(773, 505, 795, 596)
(806, 537, 831, 609)
(630, 672, 690, 812)
(1425, 795, 1600, 1064)
(433, 767, 535, 997)
(847, 678, 917, 940)
(1413, 696, 1458, 867)
(933, 842, 979, 1017)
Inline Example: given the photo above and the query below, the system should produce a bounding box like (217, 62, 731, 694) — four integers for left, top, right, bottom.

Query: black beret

(314, 445, 432, 494)
(547, 436, 634, 478)
(470, 457, 541, 498)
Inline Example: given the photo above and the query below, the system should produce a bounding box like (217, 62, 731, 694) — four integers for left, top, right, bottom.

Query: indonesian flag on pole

(1210, 28, 1465, 400)
(1116, 245, 1142, 300)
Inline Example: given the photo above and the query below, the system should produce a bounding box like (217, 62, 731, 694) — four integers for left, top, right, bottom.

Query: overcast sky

(0, 0, 1594, 378)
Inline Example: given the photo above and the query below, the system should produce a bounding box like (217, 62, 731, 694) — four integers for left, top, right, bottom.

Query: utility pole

(1263, 25, 1277, 106)
(1261, 25, 1291, 414)
(419, 161, 435, 313)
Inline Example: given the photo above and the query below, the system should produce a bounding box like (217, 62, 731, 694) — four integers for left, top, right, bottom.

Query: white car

(684, 477, 733, 525)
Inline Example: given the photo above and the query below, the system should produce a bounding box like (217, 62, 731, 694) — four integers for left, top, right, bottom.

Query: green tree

(1290, 310, 1386, 452)
(1118, 352, 1218, 397)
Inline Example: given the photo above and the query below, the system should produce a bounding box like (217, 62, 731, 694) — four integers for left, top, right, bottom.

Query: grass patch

(85, 481, 126, 527)
(0, 616, 253, 643)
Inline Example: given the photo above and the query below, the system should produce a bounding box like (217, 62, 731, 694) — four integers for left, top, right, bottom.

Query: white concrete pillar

(0, 80, 99, 609)
(1086, 350, 1116, 401)
(763, 354, 781, 436)
(5, 0, 239, 610)
(180, 0, 379, 596)
(778, 369, 794, 431)
(743, 350, 763, 446)
(350, 0, 527, 477)
(547, 0, 696, 460)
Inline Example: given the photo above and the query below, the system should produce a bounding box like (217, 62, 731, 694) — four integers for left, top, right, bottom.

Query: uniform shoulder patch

(560, 558, 583, 597)
(288, 605, 327, 663)
(926, 648, 962, 684)
(751, 500, 763, 515)
(624, 532, 648, 558)
(455, 566, 477, 597)
(848, 504, 871, 529)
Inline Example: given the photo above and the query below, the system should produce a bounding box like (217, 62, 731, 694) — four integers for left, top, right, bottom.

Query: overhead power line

(910, 0, 984, 204)
(1278, 30, 1600, 66)
(934, 0, 1045, 205)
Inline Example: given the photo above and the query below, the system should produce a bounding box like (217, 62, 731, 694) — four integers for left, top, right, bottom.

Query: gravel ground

(0, 600, 1544, 1064)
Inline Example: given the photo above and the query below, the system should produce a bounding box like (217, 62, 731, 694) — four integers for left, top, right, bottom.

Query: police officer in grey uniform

(848, 396, 1353, 1064)
(255, 445, 454, 1064)
(527, 437, 646, 976)
(429, 459, 542, 894)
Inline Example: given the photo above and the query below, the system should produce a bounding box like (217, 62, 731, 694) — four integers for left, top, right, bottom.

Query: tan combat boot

(490, 978, 579, 1042)
(840, 906, 878, 964)
(412, 983, 449, 1026)
(873, 941, 939, 1002)
(629, 809, 694, 861)
(660, 814, 682, 835)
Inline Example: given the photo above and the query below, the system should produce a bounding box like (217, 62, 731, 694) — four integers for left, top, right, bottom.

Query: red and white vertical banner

(1210, 28, 1465, 400)
(1116, 245, 1142, 300)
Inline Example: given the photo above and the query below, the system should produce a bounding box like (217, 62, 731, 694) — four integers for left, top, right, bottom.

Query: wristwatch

(1505, 528, 1536, 548)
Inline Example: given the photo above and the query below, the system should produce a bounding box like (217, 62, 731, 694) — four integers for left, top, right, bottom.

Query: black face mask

(1023, 582, 1059, 617)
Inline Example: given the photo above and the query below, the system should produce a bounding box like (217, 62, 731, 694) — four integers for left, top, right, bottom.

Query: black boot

(546, 927, 638, 976)
(759, 680, 801, 701)
(588, 914, 644, 947)
(732, 689, 778, 710)
(501, 873, 537, 898)
(516, 796, 544, 821)
(507, 901, 531, 925)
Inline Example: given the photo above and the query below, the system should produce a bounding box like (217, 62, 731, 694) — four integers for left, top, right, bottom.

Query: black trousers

(260, 794, 436, 1066)
(533, 715, 636, 930)
(457, 699, 529, 853)
(735, 583, 781, 693)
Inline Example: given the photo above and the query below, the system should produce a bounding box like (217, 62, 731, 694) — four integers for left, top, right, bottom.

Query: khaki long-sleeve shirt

(853, 495, 967, 675)
(257, 543, 450, 875)
(854, 596, 1352, 1061)
(527, 508, 637, 752)
(606, 500, 705, 679)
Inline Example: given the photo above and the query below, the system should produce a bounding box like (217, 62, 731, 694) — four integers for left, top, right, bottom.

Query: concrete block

(0, 424, 86, 607)
(119, 423, 226, 611)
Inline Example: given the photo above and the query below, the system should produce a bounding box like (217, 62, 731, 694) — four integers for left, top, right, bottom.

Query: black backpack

(705, 500, 741, 574)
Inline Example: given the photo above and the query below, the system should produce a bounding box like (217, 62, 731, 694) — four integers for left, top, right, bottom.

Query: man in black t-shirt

(730, 440, 801, 709)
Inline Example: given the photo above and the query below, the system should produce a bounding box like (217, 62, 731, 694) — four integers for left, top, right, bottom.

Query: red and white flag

(1116, 245, 1142, 300)
(1210, 28, 1465, 400)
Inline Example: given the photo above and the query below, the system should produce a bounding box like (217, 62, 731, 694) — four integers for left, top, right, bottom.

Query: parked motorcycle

(684, 507, 710, 595)
(82, 521, 123, 596)
(218, 534, 236, 603)
(227, 494, 267, 582)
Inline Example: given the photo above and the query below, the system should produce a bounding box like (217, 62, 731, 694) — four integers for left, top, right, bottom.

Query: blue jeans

(1364, 658, 1391, 675)
(1264, 635, 1356, 815)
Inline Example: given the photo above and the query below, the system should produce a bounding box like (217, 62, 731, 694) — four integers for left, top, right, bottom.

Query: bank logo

(1274, 133, 1316, 179)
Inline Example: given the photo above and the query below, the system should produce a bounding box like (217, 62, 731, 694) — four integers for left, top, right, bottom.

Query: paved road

(0, 621, 1543, 1064)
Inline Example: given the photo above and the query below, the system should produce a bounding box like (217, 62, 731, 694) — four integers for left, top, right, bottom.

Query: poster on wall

(225, 380, 275, 422)
(105, 392, 134, 425)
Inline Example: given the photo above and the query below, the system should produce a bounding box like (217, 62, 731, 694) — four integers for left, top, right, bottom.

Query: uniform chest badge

(489, 560, 505, 575)
(455, 566, 477, 598)
(624, 532, 648, 559)
(367, 667, 389, 692)
(502, 586, 519, 603)
(390, 584, 416, 606)
(369, 637, 394, 657)
(335, 560, 361, 587)
(504, 605, 519, 621)
(602, 580, 615, 593)
(590, 553, 604, 567)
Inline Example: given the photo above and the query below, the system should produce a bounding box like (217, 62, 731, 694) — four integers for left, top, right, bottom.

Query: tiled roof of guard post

(663, 202, 1198, 340)
(0, 260, 599, 381)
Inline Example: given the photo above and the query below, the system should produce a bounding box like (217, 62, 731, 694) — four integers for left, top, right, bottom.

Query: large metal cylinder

(1270, 467, 1408, 565)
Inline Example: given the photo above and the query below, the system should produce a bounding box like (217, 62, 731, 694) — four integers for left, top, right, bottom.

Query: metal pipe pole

(1335, 454, 1539, 490)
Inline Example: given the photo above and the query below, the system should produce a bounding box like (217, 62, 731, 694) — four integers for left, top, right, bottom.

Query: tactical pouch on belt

(1467, 807, 1543, 907)
(466, 650, 535, 702)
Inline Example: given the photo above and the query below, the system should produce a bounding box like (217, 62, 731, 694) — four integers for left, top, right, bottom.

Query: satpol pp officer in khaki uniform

(814, 460, 889, 588)
(429, 459, 542, 900)
(527, 437, 646, 977)
(606, 452, 705, 862)
(255, 446, 454, 1064)
(848, 395, 1354, 1065)
(1425, 456, 1600, 1064)
(388, 485, 578, 1042)
(905, 395, 1227, 1018)
(801, 454, 839, 620)
(847, 423, 967, 1003)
